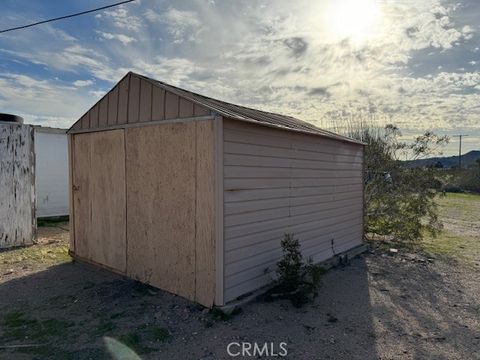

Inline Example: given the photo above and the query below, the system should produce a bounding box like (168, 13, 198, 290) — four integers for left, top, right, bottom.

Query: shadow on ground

(0, 252, 478, 359)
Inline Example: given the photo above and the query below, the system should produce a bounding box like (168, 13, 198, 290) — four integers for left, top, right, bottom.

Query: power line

(453, 134, 469, 170)
(0, 0, 136, 34)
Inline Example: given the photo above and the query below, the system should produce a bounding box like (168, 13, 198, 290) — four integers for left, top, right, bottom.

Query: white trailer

(34, 127, 69, 218)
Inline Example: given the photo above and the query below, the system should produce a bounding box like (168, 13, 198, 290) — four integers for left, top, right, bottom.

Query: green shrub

(347, 125, 448, 242)
(267, 234, 325, 307)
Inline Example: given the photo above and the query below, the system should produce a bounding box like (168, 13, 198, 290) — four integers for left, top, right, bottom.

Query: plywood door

(125, 123, 196, 301)
(72, 130, 126, 273)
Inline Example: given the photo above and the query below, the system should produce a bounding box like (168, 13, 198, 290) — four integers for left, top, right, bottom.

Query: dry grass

(0, 222, 70, 275)
(420, 193, 480, 266)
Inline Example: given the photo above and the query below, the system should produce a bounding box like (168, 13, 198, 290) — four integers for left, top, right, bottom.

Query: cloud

(73, 79, 94, 87)
(97, 31, 137, 45)
(100, 5, 142, 32)
(283, 37, 308, 57)
(0, 73, 94, 127)
(145, 7, 203, 43)
(0, 0, 479, 154)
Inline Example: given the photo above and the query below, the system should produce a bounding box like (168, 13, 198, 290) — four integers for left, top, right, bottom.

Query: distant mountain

(404, 150, 480, 169)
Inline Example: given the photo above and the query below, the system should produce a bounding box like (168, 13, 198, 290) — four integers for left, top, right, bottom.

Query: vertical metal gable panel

(90, 104, 99, 129)
(165, 92, 180, 119)
(139, 79, 153, 123)
(179, 98, 194, 118)
(117, 74, 130, 125)
(152, 86, 165, 121)
(98, 97, 108, 128)
(128, 75, 140, 123)
(69, 73, 209, 133)
(107, 86, 119, 126)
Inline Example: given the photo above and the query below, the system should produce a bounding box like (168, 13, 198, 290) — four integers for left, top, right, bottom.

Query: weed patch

(118, 331, 155, 354)
(149, 326, 170, 342)
(96, 321, 116, 335)
(115, 324, 169, 355)
(109, 311, 126, 320)
(2, 311, 74, 341)
(16, 345, 76, 359)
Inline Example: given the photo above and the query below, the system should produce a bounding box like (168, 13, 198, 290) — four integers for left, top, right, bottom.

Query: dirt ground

(0, 194, 479, 359)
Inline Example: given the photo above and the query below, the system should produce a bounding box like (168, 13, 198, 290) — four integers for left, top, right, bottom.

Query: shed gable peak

(68, 72, 211, 133)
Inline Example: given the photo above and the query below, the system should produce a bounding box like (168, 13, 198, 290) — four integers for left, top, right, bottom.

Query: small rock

(3, 269, 13, 275)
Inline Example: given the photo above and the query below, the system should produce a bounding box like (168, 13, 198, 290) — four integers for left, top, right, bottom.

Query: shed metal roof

(135, 73, 364, 145)
(69, 72, 364, 145)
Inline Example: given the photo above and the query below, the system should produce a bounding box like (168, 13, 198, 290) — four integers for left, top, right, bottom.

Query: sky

(0, 0, 479, 156)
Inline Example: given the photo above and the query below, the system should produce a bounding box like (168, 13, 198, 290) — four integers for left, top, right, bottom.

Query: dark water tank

(0, 113, 24, 124)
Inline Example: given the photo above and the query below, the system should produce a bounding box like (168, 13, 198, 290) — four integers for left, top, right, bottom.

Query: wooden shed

(67, 72, 365, 307)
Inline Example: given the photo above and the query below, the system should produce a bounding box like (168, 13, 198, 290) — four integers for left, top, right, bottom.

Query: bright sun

(324, 0, 382, 44)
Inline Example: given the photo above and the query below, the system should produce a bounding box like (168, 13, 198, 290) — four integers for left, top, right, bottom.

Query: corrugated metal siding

(34, 130, 69, 217)
(223, 119, 364, 302)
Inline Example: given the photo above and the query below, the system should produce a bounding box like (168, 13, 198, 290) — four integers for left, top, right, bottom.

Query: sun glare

(324, 0, 382, 44)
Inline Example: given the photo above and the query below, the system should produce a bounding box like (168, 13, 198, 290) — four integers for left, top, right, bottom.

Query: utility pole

(453, 134, 468, 169)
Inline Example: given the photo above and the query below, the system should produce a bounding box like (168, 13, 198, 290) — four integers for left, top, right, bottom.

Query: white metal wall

(34, 129, 69, 218)
(223, 119, 364, 302)
(0, 122, 35, 248)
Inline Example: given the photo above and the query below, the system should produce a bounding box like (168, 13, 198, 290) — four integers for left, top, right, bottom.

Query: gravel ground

(1, 194, 479, 360)
(0, 237, 478, 359)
